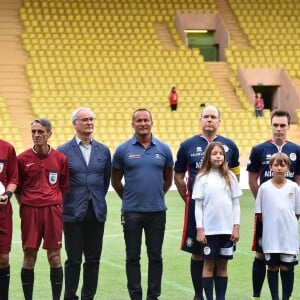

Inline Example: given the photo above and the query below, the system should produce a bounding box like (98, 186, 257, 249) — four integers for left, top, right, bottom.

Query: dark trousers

(64, 204, 105, 300)
(123, 211, 166, 300)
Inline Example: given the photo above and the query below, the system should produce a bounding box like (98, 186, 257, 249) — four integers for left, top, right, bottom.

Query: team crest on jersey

(49, 172, 58, 184)
(186, 237, 193, 248)
(223, 144, 229, 153)
(265, 253, 271, 261)
(290, 153, 296, 161)
(203, 246, 211, 256)
(0, 162, 3, 173)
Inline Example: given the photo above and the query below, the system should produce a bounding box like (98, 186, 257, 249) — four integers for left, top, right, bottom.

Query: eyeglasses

(76, 117, 96, 123)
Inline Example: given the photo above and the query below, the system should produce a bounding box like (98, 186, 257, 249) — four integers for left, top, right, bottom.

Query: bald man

(174, 105, 240, 300)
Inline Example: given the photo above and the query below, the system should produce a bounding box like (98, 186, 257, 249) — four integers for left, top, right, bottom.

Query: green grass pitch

(8, 190, 300, 299)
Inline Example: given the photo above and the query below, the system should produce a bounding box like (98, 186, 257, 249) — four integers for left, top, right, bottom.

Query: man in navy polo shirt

(111, 108, 174, 300)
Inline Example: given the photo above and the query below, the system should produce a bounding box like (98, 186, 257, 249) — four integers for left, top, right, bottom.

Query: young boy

(255, 152, 300, 300)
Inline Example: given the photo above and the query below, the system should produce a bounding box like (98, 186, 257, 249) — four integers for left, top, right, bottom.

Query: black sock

(50, 267, 63, 300)
(267, 269, 279, 300)
(190, 258, 204, 299)
(214, 276, 228, 300)
(0, 266, 10, 300)
(202, 277, 214, 300)
(280, 268, 293, 300)
(21, 268, 34, 300)
(252, 257, 266, 297)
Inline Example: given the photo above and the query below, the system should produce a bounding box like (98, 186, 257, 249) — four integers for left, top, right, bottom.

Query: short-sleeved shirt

(247, 140, 300, 184)
(174, 134, 240, 194)
(17, 147, 70, 207)
(255, 179, 300, 254)
(112, 135, 174, 212)
(255, 98, 264, 110)
(0, 139, 18, 253)
(0, 139, 19, 188)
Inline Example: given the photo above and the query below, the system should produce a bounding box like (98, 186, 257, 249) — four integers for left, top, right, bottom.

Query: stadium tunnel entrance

(252, 85, 279, 111)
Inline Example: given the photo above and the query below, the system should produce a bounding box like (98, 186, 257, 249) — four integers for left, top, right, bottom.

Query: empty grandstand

(1, 0, 300, 160)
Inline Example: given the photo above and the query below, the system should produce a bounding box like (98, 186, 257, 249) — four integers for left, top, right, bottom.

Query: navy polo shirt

(112, 135, 174, 212)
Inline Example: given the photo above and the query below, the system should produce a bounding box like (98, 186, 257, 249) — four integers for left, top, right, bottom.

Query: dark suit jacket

(57, 137, 111, 222)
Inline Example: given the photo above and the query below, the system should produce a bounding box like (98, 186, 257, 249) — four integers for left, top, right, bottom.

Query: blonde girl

(192, 142, 242, 300)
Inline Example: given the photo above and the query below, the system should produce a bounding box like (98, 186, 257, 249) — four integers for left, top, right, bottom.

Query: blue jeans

(255, 109, 263, 117)
(123, 211, 166, 300)
(63, 203, 105, 300)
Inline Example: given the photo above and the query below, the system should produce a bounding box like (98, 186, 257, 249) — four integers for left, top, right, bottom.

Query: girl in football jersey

(255, 152, 300, 300)
(192, 142, 242, 300)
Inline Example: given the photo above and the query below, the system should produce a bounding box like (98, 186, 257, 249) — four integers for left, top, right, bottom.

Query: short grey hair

(31, 118, 52, 132)
(71, 107, 93, 122)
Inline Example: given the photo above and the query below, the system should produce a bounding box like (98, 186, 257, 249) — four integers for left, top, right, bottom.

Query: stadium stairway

(206, 61, 243, 110)
(154, 22, 177, 51)
(215, 0, 251, 50)
(0, 0, 34, 152)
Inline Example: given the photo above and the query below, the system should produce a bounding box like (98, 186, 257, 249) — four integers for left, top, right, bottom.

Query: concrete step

(1, 91, 31, 98)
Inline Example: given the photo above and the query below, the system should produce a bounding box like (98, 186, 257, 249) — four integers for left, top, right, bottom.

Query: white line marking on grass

(101, 258, 193, 294)
(103, 229, 182, 239)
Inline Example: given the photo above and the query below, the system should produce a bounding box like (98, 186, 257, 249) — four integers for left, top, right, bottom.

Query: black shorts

(202, 234, 234, 260)
(180, 198, 202, 254)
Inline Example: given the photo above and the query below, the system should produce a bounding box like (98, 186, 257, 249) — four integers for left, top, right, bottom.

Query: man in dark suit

(57, 107, 111, 300)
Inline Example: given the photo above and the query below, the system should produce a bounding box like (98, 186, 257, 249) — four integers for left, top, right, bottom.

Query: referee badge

(203, 246, 211, 256)
(49, 172, 58, 184)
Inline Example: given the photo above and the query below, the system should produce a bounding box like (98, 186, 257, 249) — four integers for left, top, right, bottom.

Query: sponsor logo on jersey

(26, 162, 35, 167)
(191, 147, 203, 157)
(49, 172, 58, 184)
(264, 170, 294, 179)
(0, 163, 3, 173)
(196, 146, 202, 152)
(195, 160, 203, 169)
(128, 154, 141, 159)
